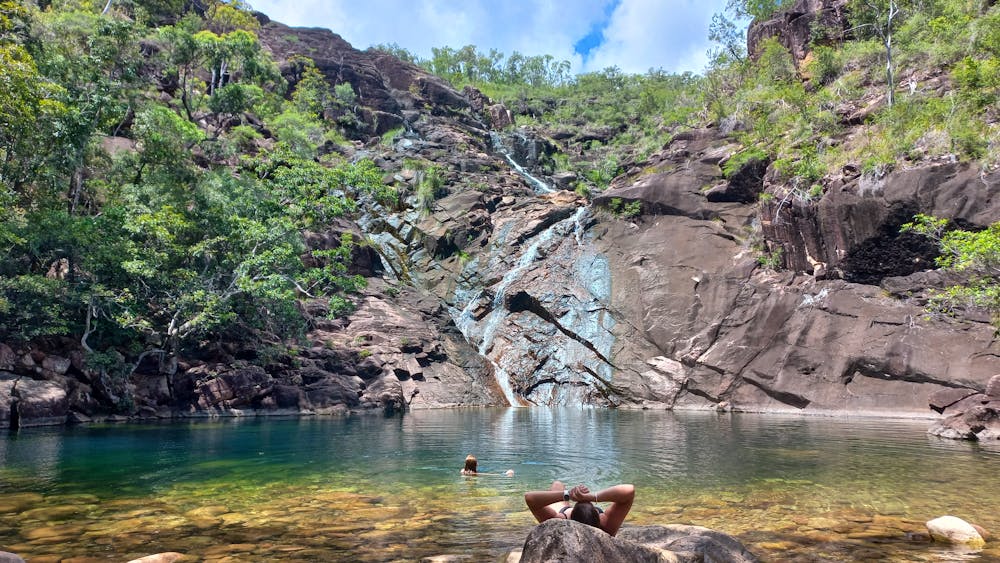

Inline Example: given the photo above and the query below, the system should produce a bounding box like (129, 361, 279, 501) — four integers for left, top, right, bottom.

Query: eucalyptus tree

(848, 0, 909, 106)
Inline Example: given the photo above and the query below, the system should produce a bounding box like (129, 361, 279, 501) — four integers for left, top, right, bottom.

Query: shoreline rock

(512, 520, 759, 563)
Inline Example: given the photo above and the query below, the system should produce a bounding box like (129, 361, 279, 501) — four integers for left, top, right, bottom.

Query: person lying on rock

(460, 454, 515, 476)
(524, 480, 634, 536)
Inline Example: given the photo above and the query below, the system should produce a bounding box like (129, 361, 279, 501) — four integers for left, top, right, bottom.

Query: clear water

(1, 408, 999, 562)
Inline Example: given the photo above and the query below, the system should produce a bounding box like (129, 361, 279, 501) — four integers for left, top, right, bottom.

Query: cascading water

(489, 131, 555, 194)
(451, 208, 591, 406)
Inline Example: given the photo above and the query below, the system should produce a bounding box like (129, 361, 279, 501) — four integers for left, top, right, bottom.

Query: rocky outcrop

(761, 163, 1000, 281)
(256, 20, 468, 137)
(747, 0, 850, 63)
(514, 519, 758, 563)
(927, 375, 1000, 440)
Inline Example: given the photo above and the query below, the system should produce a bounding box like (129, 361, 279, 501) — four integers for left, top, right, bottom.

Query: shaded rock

(0, 552, 25, 563)
(304, 218, 383, 277)
(764, 163, 1000, 279)
(707, 155, 768, 204)
(928, 404, 1000, 440)
(0, 344, 15, 370)
(926, 516, 986, 546)
(594, 129, 735, 220)
(519, 520, 759, 563)
(0, 375, 69, 428)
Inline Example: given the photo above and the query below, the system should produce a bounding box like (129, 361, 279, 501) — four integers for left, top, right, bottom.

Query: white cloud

(581, 0, 728, 74)
(249, 0, 727, 76)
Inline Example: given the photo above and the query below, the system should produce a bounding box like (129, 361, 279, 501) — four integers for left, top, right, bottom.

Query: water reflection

(1, 409, 999, 562)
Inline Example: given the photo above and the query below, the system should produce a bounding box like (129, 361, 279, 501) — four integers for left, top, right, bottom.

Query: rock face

(747, 0, 850, 63)
(516, 519, 759, 563)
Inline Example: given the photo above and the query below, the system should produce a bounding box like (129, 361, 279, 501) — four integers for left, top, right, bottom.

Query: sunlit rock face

(747, 0, 850, 64)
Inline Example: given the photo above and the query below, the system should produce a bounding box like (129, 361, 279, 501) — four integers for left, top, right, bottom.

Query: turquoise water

(1, 408, 1000, 562)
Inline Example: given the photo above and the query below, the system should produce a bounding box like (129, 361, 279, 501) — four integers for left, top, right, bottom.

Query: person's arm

(592, 484, 635, 536)
(524, 481, 568, 523)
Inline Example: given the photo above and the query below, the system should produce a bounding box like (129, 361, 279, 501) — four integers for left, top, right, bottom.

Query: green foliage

(756, 247, 784, 269)
(726, 0, 793, 20)
(268, 108, 325, 158)
(381, 126, 405, 146)
(426, 45, 572, 88)
(333, 82, 356, 106)
(133, 105, 204, 168)
(608, 198, 642, 219)
(207, 82, 262, 119)
(369, 42, 420, 64)
(903, 214, 1000, 327)
(290, 62, 333, 116)
(723, 147, 769, 178)
(415, 165, 446, 213)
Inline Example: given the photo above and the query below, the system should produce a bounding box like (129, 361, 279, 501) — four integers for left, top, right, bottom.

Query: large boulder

(925, 515, 986, 546)
(516, 520, 758, 563)
(0, 374, 69, 428)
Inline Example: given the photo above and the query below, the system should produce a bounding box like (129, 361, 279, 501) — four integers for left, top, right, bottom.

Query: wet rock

(124, 554, 187, 563)
(926, 515, 986, 546)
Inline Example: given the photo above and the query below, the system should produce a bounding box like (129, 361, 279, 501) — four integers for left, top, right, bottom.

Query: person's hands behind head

(569, 484, 591, 502)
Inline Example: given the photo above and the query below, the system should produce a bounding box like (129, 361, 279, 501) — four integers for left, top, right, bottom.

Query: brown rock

(747, 0, 849, 64)
(125, 553, 187, 563)
(986, 374, 1000, 398)
(520, 520, 759, 563)
(929, 388, 980, 414)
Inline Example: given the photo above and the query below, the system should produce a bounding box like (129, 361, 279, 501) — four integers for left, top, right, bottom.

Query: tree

(849, 0, 908, 106)
(725, 0, 792, 21)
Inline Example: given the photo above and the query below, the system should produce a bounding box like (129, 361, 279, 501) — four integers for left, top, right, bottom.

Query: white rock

(926, 515, 986, 546)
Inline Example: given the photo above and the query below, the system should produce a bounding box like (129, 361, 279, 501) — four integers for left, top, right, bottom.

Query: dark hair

(569, 502, 602, 529)
(463, 455, 477, 473)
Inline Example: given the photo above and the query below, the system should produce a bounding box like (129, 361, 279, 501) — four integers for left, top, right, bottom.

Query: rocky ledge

(928, 374, 1000, 440)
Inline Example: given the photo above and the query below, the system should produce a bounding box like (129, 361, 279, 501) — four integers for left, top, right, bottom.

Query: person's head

(569, 502, 602, 529)
(463, 455, 477, 473)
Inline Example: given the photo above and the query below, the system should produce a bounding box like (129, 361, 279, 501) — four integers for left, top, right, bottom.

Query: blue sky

(248, 0, 732, 75)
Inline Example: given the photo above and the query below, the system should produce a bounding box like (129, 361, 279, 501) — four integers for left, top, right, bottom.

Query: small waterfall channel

(452, 207, 590, 406)
(489, 131, 555, 194)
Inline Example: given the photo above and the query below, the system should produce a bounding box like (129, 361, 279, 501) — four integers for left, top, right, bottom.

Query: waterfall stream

(452, 208, 590, 406)
(489, 132, 555, 194)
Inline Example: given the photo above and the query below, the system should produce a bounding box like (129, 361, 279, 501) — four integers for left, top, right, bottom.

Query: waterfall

(489, 132, 555, 194)
(451, 207, 590, 406)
